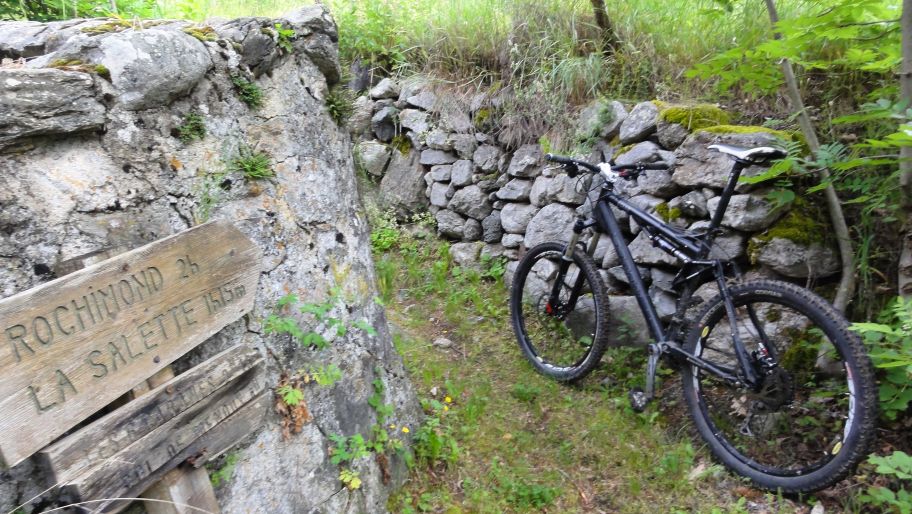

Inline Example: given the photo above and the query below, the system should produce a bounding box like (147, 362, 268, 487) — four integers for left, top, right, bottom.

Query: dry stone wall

(0, 9, 419, 513)
(353, 83, 839, 342)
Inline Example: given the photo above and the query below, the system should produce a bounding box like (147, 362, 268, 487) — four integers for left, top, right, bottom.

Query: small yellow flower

(389, 424, 396, 430)
(445, 396, 452, 404)
(443, 405, 449, 412)
(402, 427, 410, 434)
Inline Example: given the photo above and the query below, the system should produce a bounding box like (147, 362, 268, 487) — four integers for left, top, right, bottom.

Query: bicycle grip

(545, 153, 579, 177)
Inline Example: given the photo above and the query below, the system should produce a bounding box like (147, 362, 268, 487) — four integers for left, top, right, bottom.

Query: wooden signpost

(0, 220, 268, 513)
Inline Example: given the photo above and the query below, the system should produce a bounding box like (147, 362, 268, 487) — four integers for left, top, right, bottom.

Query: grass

(371, 222, 815, 513)
(229, 146, 273, 179)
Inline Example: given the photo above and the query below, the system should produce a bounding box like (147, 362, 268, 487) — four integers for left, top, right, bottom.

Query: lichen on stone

(183, 26, 218, 42)
(659, 104, 731, 131)
(81, 20, 131, 35)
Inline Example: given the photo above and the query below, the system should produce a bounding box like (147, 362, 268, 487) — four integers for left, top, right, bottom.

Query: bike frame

(550, 157, 774, 401)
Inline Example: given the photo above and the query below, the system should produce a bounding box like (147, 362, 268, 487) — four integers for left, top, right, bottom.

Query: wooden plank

(142, 467, 220, 514)
(84, 392, 270, 513)
(39, 344, 262, 485)
(66, 365, 267, 503)
(0, 220, 263, 467)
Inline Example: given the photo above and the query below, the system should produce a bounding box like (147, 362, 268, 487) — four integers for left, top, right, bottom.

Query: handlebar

(544, 153, 670, 179)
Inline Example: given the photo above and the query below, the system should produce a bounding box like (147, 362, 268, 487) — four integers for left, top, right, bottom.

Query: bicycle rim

(512, 245, 605, 376)
(688, 291, 861, 479)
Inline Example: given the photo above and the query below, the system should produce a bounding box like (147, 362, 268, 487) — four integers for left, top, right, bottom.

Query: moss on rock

(659, 104, 731, 131)
(655, 202, 682, 222)
(747, 205, 827, 264)
(700, 124, 793, 141)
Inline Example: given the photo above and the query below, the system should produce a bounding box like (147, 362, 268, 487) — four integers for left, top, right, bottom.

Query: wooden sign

(0, 220, 262, 468)
(38, 344, 268, 512)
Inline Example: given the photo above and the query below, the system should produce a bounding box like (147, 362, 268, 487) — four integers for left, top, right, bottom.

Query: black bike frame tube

(707, 161, 746, 236)
(606, 195, 702, 256)
(593, 201, 665, 341)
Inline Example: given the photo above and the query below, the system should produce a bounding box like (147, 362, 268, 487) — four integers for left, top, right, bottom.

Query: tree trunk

(589, 0, 618, 53)
(764, 0, 855, 313)
(898, 0, 912, 298)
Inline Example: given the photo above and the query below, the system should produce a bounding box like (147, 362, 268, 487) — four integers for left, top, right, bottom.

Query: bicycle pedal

(628, 387, 650, 413)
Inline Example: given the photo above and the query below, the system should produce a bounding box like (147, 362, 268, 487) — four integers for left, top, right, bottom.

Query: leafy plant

(329, 433, 371, 465)
(339, 468, 362, 490)
(325, 86, 356, 125)
(193, 171, 226, 224)
(277, 384, 304, 406)
(850, 297, 912, 420)
(263, 292, 376, 350)
(412, 398, 459, 468)
(230, 146, 274, 180)
(859, 451, 912, 514)
(274, 22, 295, 53)
(230, 75, 263, 108)
(304, 364, 344, 387)
(177, 112, 206, 143)
(208, 452, 239, 487)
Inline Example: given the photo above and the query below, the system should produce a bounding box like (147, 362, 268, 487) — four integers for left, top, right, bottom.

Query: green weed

(230, 75, 263, 108)
(274, 22, 295, 53)
(208, 452, 239, 487)
(325, 86, 356, 125)
(230, 146, 274, 180)
(177, 112, 206, 143)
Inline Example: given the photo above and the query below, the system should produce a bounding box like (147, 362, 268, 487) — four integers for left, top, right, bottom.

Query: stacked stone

(350, 85, 840, 318)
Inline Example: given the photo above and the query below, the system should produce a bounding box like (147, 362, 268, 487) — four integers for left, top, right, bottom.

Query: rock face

(752, 238, 840, 278)
(381, 149, 430, 213)
(0, 68, 105, 147)
(0, 10, 419, 514)
(619, 101, 659, 144)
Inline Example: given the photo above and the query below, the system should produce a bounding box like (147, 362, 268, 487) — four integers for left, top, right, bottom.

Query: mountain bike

(509, 145, 877, 493)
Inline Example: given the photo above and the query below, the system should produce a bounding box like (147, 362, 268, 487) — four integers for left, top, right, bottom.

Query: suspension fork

(547, 217, 588, 316)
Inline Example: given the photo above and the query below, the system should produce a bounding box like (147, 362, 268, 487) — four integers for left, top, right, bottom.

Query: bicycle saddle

(708, 144, 786, 163)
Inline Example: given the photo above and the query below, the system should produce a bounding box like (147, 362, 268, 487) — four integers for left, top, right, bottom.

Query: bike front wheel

(681, 279, 877, 493)
(510, 242, 609, 382)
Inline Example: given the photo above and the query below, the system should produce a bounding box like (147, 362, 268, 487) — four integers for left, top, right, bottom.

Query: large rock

(450, 159, 474, 187)
(619, 102, 659, 144)
(507, 144, 543, 178)
(607, 296, 651, 346)
(450, 133, 478, 159)
(420, 149, 458, 166)
(657, 120, 690, 149)
(496, 178, 532, 201)
(371, 105, 398, 142)
(380, 149, 429, 212)
(463, 219, 483, 241)
(481, 211, 503, 243)
(628, 231, 679, 266)
(356, 141, 390, 177)
(448, 185, 492, 220)
(672, 130, 785, 189)
(473, 144, 501, 172)
(753, 237, 839, 278)
(524, 203, 576, 248)
(33, 28, 213, 111)
(429, 182, 449, 207)
(577, 99, 627, 140)
(369, 77, 399, 99)
(688, 220, 747, 259)
(636, 169, 679, 198)
(547, 174, 587, 205)
(425, 129, 453, 150)
(0, 68, 105, 148)
(399, 108, 430, 134)
(435, 209, 465, 239)
(406, 90, 436, 111)
(0, 12, 420, 513)
(706, 193, 785, 232)
(669, 191, 708, 218)
(614, 141, 662, 166)
(347, 95, 374, 136)
(529, 176, 552, 207)
(500, 203, 538, 234)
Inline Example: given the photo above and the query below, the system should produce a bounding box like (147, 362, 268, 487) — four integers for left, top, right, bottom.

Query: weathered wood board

(0, 220, 263, 467)
(39, 344, 264, 485)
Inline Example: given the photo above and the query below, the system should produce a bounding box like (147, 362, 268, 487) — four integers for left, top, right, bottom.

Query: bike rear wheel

(510, 242, 609, 382)
(681, 279, 877, 493)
